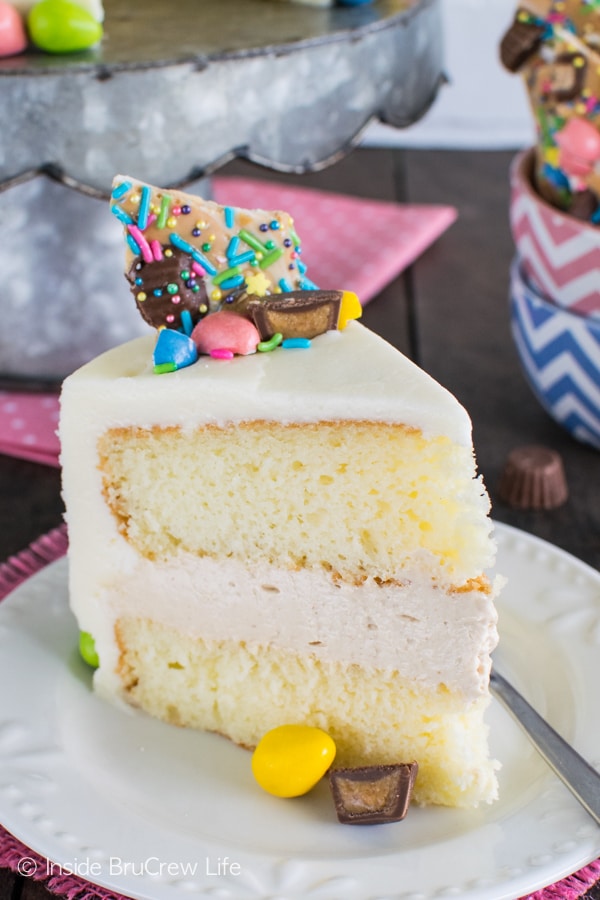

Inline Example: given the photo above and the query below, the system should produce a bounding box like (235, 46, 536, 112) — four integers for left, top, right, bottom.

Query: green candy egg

(27, 0, 102, 54)
(79, 630, 99, 668)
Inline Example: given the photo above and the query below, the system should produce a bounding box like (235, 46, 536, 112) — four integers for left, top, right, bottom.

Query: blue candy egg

(153, 328, 198, 371)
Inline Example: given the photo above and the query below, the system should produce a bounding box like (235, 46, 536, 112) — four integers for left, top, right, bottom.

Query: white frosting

(59, 322, 494, 705)
(59, 322, 473, 442)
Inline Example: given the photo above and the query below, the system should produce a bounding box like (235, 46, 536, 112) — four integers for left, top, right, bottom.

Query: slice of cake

(59, 178, 501, 809)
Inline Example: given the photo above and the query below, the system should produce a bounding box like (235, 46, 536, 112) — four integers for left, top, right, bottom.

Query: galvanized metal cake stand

(0, 0, 443, 380)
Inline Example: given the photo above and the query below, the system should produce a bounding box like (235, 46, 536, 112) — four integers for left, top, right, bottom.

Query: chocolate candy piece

(497, 445, 568, 510)
(249, 290, 342, 341)
(569, 189, 598, 221)
(220, 290, 260, 318)
(535, 52, 587, 103)
(127, 246, 209, 331)
(328, 762, 418, 825)
(500, 14, 545, 73)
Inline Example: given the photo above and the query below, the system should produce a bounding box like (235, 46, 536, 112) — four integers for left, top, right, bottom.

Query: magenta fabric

(0, 526, 599, 899)
(0, 525, 124, 899)
(0, 391, 60, 466)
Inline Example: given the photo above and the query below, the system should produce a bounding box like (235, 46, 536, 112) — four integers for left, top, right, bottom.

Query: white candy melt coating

(60, 322, 472, 440)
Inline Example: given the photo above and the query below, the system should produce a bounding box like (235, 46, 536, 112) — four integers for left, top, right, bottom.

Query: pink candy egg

(0, 2, 27, 57)
(555, 118, 600, 176)
(192, 311, 260, 357)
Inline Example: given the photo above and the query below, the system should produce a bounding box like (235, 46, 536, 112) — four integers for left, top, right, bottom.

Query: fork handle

(490, 670, 600, 826)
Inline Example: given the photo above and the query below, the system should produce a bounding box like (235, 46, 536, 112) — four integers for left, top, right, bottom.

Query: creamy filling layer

(79, 551, 499, 704)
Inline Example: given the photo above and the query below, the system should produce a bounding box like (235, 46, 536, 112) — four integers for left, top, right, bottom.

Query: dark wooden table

(1, 148, 599, 900)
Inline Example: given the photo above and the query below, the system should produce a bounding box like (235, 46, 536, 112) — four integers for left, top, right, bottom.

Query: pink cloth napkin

(0, 529, 599, 900)
(0, 391, 60, 467)
(0, 177, 456, 467)
(212, 176, 457, 303)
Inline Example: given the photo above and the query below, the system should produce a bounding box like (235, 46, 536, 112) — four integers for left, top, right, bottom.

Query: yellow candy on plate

(251, 724, 336, 798)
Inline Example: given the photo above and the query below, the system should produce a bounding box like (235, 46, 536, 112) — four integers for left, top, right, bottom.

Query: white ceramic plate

(1, 522, 600, 900)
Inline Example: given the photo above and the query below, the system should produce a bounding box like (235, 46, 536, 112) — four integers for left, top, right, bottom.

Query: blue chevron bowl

(510, 257, 600, 451)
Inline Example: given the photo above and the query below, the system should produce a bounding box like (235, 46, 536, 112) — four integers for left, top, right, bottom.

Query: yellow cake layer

(115, 616, 498, 808)
(99, 420, 493, 587)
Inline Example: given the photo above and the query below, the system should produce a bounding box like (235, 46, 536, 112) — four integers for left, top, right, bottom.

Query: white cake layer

(60, 321, 497, 715)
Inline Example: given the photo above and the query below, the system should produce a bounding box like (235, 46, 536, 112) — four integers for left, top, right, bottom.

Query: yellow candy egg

(338, 291, 362, 330)
(251, 725, 336, 798)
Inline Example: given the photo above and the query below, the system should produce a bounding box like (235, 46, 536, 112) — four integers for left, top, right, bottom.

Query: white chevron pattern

(513, 234, 600, 313)
(513, 296, 600, 363)
(510, 192, 600, 268)
(510, 260, 600, 450)
(510, 171, 600, 318)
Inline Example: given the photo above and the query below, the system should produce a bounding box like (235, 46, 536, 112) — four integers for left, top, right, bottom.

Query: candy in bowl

(510, 149, 600, 322)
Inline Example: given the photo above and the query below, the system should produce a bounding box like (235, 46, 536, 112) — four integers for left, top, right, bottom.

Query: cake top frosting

(62, 322, 473, 445)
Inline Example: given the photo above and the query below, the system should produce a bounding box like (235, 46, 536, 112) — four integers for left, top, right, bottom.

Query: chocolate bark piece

(248, 290, 342, 341)
(328, 763, 418, 825)
(112, 176, 310, 323)
(497, 445, 568, 510)
(500, 14, 545, 72)
(127, 246, 209, 331)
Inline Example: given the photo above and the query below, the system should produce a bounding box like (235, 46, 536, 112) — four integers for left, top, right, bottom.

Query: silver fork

(490, 668, 600, 826)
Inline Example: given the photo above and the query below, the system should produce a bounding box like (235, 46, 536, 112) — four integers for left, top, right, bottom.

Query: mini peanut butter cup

(328, 762, 418, 825)
(498, 445, 568, 510)
(248, 290, 342, 341)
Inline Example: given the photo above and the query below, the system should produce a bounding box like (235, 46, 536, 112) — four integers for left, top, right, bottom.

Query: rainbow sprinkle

(258, 248, 284, 270)
(137, 186, 151, 231)
(282, 337, 311, 350)
(111, 181, 131, 200)
(212, 265, 242, 286)
(238, 229, 267, 254)
(111, 205, 133, 226)
(127, 225, 153, 263)
(157, 195, 171, 229)
(226, 236, 240, 259)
